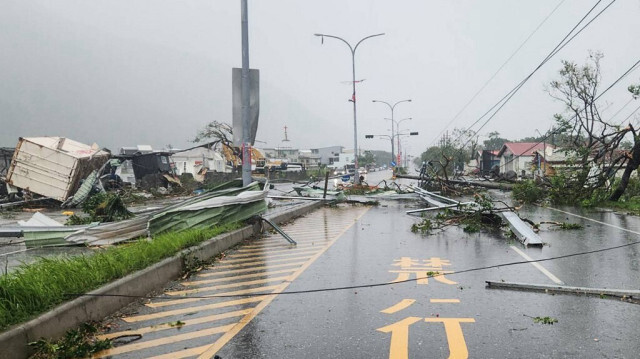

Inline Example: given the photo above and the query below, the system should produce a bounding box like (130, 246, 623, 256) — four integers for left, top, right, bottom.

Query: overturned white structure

(5, 137, 110, 201)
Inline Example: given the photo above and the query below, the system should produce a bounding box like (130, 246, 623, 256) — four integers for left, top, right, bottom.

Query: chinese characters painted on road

(378, 256, 473, 359)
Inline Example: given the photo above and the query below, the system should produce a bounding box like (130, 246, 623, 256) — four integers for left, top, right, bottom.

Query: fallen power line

(64, 225, 640, 300)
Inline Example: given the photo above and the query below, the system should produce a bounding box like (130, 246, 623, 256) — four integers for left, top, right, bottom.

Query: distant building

(263, 147, 299, 162)
(298, 149, 321, 168)
(172, 146, 227, 175)
(330, 149, 355, 169)
(479, 150, 500, 175)
(311, 146, 344, 166)
(119, 145, 153, 156)
(498, 142, 552, 176)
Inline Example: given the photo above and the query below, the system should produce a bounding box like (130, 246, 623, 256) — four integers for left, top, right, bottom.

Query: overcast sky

(1, 1, 639, 159)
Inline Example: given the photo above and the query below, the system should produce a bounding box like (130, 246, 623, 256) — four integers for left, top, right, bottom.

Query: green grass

(601, 198, 640, 215)
(0, 223, 241, 331)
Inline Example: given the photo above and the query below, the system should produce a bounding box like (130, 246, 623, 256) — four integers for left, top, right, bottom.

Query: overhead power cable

(621, 103, 640, 123)
(462, 0, 617, 147)
(64, 231, 640, 300)
(497, 58, 640, 170)
(429, 0, 566, 147)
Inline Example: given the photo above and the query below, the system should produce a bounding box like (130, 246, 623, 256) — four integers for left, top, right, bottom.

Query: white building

(298, 149, 321, 168)
(498, 142, 551, 176)
(172, 146, 227, 177)
(329, 149, 355, 169)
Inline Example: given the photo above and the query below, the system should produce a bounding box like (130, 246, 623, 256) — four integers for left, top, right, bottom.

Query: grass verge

(600, 198, 640, 215)
(0, 222, 241, 331)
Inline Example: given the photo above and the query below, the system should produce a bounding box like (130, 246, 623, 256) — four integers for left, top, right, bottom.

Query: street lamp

(372, 99, 412, 170)
(365, 131, 419, 170)
(314, 32, 385, 184)
(386, 117, 412, 167)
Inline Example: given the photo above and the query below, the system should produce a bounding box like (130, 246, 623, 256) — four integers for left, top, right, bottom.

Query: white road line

(510, 245, 564, 285)
(547, 206, 640, 235)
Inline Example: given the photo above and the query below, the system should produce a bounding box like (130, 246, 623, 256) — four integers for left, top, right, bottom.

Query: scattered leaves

(532, 316, 558, 325)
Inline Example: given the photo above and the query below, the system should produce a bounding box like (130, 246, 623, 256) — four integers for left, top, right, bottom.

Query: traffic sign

(390, 161, 396, 167)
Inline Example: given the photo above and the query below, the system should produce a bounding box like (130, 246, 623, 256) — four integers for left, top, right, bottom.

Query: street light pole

(395, 117, 412, 168)
(372, 99, 411, 171)
(314, 32, 384, 184)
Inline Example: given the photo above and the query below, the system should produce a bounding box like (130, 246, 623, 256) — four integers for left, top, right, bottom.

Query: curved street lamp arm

(314, 33, 354, 53)
(391, 99, 412, 110)
(372, 100, 393, 111)
(353, 33, 385, 53)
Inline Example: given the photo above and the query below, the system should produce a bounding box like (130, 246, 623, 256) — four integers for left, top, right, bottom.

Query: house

(533, 147, 630, 179)
(172, 146, 227, 176)
(480, 150, 500, 175)
(298, 149, 321, 169)
(329, 149, 355, 170)
(532, 147, 574, 177)
(311, 146, 344, 166)
(119, 145, 153, 156)
(126, 152, 174, 181)
(263, 147, 299, 162)
(497, 142, 552, 176)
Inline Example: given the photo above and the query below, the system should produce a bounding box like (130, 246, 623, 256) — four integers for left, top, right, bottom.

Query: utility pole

(240, 0, 252, 187)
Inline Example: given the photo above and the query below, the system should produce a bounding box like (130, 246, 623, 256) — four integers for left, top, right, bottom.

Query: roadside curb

(0, 201, 323, 359)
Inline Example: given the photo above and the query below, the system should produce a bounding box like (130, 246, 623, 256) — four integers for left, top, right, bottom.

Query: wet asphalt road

(95, 171, 640, 358)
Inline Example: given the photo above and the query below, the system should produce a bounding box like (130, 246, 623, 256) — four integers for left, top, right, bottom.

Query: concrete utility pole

(241, 0, 252, 187)
(314, 32, 384, 184)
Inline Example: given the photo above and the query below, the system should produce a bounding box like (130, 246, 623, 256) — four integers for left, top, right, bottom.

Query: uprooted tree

(548, 52, 640, 202)
(193, 121, 242, 164)
(417, 128, 474, 189)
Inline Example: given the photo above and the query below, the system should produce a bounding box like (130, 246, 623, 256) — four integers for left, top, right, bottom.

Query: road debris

(486, 280, 640, 303)
(499, 211, 543, 246)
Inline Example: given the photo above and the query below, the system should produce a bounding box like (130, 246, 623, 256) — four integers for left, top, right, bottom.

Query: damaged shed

(5, 137, 110, 201)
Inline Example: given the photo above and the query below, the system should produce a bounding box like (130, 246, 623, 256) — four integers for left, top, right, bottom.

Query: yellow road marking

(94, 324, 234, 357)
(279, 232, 343, 238)
(220, 247, 322, 263)
(229, 243, 319, 256)
(196, 261, 306, 278)
(430, 299, 461, 303)
(98, 309, 251, 340)
(124, 296, 266, 323)
(425, 318, 475, 359)
(166, 276, 291, 296)
(377, 316, 422, 359)
(146, 345, 211, 359)
(183, 268, 297, 286)
(380, 299, 416, 314)
(146, 285, 283, 308)
(204, 254, 315, 270)
(197, 206, 371, 359)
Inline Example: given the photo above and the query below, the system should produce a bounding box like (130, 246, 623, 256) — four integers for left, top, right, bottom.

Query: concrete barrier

(0, 201, 323, 359)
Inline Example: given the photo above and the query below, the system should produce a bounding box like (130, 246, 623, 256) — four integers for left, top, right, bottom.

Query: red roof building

(498, 142, 554, 175)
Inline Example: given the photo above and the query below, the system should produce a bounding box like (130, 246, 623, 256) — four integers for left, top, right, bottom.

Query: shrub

(512, 179, 545, 204)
